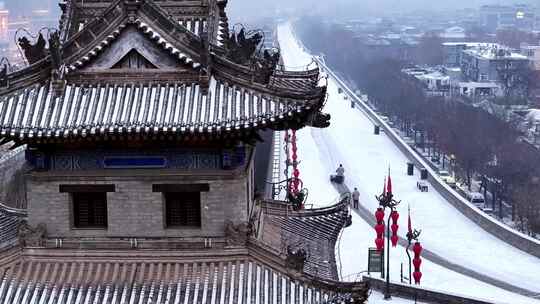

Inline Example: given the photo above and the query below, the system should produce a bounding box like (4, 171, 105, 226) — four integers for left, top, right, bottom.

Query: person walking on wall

(352, 187, 360, 209)
(336, 164, 345, 183)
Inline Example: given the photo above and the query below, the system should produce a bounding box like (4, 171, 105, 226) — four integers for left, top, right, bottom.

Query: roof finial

(123, 0, 144, 21)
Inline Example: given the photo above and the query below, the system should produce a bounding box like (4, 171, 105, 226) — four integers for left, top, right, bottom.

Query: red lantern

(412, 242, 423, 284)
(413, 242, 423, 256)
(375, 208, 385, 222)
(391, 210, 399, 223)
(375, 237, 385, 251)
(391, 235, 399, 247)
(413, 271, 422, 284)
(391, 224, 399, 234)
(375, 223, 385, 236)
(413, 257, 422, 269)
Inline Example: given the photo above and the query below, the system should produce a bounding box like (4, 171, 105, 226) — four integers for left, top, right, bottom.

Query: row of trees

(296, 18, 540, 236)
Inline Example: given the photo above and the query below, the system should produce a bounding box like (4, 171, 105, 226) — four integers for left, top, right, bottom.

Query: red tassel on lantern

(413, 271, 422, 284)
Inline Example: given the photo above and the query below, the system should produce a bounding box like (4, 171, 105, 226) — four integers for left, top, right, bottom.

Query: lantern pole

(406, 205, 422, 285)
(374, 178, 400, 300)
(406, 239, 412, 285)
(384, 205, 393, 300)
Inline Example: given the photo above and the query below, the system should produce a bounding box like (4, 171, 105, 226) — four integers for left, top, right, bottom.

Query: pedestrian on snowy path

(336, 164, 344, 177)
(352, 188, 360, 209)
(334, 164, 345, 184)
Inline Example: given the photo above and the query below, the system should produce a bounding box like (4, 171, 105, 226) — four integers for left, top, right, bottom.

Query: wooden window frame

(71, 192, 108, 229)
(153, 184, 209, 229)
(61, 185, 114, 230)
(163, 192, 202, 228)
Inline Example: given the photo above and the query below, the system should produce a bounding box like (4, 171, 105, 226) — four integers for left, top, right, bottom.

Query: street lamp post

(406, 228, 421, 285)
(375, 177, 401, 300)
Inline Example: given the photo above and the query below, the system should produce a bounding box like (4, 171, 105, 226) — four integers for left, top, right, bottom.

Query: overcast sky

(228, 0, 536, 21)
(1, 0, 537, 20)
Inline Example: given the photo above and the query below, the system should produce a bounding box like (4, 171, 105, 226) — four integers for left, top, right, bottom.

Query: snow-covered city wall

(315, 58, 540, 258)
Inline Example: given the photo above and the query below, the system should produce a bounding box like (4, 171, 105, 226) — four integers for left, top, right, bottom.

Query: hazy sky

(228, 0, 537, 21)
(1, 0, 537, 21)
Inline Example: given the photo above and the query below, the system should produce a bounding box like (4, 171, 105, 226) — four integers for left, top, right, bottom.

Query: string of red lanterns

(291, 130, 300, 194)
(374, 170, 406, 299)
(390, 210, 399, 247)
(413, 241, 423, 284)
(284, 130, 290, 179)
(374, 207, 385, 251)
(284, 130, 302, 209)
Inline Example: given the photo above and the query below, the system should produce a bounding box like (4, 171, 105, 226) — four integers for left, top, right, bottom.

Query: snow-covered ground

(368, 290, 428, 304)
(277, 22, 540, 304)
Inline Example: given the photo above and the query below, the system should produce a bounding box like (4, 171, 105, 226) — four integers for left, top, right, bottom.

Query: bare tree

(416, 32, 444, 66)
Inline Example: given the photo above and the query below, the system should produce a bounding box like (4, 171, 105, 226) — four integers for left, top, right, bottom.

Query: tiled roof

(0, 78, 321, 140)
(0, 250, 368, 304)
(0, 204, 25, 249)
(67, 20, 201, 72)
(270, 69, 322, 94)
(256, 200, 351, 281)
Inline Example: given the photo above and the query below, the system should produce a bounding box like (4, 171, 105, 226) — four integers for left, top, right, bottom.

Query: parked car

(468, 192, 485, 208)
(438, 170, 456, 188)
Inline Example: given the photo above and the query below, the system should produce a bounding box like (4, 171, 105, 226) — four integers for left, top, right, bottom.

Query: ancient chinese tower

(0, 0, 368, 303)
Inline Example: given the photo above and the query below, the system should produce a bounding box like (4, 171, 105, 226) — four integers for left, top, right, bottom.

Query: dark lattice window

(165, 192, 201, 227)
(73, 192, 108, 228)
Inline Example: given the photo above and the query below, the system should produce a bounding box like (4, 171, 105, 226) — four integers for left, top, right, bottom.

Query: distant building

(461, 44, 529, 82)
(440, 26, 467, 42)
(455, 81, 502, 100)
(358, 34, 417, 62)
(402, 67, 451, 97)
(439, 42, 532, 100)
(442, 42, 489, 67)
(480, 4, 536, 31)
(460, 44, 530, 99)
(521, 43, 540, 70)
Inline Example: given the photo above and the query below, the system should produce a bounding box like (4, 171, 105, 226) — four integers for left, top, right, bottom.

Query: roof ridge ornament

(0, 58, 11, 88)
(123, 0, 145, 22)
(48, 30, 67, 98)
(17, 32, 47, 65)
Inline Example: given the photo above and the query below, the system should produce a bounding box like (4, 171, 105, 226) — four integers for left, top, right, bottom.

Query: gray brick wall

(26, 172, 249, 239)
